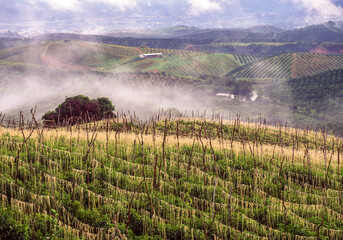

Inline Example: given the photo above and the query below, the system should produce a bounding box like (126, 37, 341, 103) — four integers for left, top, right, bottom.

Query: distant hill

(0, 38, 29, 50)
(157, 25, 199, 36)
(105, 26, 201, 38)
(275, 24, 343, 42)
(176, 24, 343, 43)
(248, 25, 284, 33)
(32, 23, 343, 49)
(0, 30, 23, 39)
(175, 29, 275, 42)
(32, 33, 212, 49)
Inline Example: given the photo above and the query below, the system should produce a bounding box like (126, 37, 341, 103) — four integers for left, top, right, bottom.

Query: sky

(0, 0, 343, 33)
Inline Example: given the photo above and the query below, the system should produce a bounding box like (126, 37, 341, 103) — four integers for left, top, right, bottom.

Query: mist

(0, 71, 212, 121)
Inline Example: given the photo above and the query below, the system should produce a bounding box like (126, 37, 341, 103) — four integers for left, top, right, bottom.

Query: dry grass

(1, 120, 340, 171)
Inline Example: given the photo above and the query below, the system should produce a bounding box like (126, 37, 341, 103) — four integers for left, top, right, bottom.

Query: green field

(1, 117, 343, 239)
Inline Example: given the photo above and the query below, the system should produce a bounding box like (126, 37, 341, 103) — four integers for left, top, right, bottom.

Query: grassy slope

(0, 118, 342, 239)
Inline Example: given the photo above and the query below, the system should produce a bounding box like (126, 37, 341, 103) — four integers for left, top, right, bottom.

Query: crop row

(0, 115, 342, 239)
(233, 54, 266, 65)
(233, 53, 343, 80)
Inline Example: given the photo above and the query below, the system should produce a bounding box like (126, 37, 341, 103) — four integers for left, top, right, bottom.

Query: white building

(216, 93, 235, 100)
(139, 53, 163, 59)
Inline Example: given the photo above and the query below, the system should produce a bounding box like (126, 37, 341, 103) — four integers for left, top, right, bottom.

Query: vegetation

(267, 68, 343, 134)
(42, 95, 115, 125)
(228, 53, 343, 80)
(0, 111, 343, 239)
(233, 80, 253, 97)
(233, 54, 266, 65)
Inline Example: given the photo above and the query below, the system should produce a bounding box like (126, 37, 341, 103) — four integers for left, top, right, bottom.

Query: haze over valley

(1, 1, 343, 240)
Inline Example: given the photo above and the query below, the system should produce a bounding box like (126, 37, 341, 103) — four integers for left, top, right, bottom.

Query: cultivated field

(229, 53, 343, 80)
(0, 114, 342, 239)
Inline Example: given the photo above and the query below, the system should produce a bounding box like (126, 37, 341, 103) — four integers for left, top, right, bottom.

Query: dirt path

(41, 43, 95, 71)
(40, 44, 49, 64)
(135, 47, 144, 54)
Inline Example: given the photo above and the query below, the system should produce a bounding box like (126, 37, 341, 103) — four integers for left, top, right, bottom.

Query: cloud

(188, 0, 222, 15)
(87, 0, 138, 11)
(291, 0, 343, 21)
(23, 0, 138, 12)
(24, 0, 81, 11)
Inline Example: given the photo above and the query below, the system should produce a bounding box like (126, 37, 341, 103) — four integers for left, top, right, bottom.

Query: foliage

(42, 94, 115, 125)
(233, 80, 253, 96)
(228, 53, 343, 80)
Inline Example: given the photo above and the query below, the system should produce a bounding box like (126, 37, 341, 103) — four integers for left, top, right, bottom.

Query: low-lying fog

(0, 72, 212, 121)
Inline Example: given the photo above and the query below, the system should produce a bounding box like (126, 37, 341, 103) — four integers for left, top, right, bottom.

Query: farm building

(139, 53, 163, 58)
(216, 93, 235, 100)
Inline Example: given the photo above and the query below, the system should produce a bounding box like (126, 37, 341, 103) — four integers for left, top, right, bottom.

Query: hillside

(0, 41, 242, 78)
(276, 24, 343, 43)
(32, 33, 210, 50)
(267, 68, 343, 123)
(28, 24, 343, 56)
(228, 53, 343, 80)
(2, 40, 343, 136)
(0, 116, 342, 239)
(177, 24, 343, 43)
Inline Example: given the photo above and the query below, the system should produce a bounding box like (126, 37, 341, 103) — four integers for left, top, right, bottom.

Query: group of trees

(42, 95, 115, 125)
(208, 74, 253, 97)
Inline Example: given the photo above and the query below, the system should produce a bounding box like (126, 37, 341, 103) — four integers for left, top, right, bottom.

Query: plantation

(114, 72, 196, 88)
(232, 55, 266, 65)
(0, 113, 343, 239)
(229, 53, 343, 80)
(0, 41, 242, 78)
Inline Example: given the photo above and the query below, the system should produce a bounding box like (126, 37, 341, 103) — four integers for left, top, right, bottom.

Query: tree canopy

(42, 95, 115, 125)
(233, 80, 253, 97)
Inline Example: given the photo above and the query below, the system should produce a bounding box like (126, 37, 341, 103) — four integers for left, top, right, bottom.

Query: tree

(97, 97, 115, 118)
(233, 80, 253, 97)
(42, 95, 115, 125)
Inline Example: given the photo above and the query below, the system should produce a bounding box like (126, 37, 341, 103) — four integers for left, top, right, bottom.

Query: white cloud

(24, 0, 80, 11)
(188, 0, 222, 15)
(23, 0, 138, 12)
(87, 0, 138, 11)
(291, 0, 343, 22)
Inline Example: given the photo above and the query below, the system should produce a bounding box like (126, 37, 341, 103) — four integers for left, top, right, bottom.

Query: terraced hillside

(268, 68, 343, 120)
(0, 41, 241, 78)
(229, 53, 343, 80)
(233, 54, 266, 65)
(42, 41, 141, 70)
(0, 116, 343, 239)
(117, 53, 240, 78)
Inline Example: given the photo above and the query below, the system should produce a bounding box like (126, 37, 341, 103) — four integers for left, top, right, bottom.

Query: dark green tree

(97, 97, 115, 118)
(42, 95, 115, 125)
(233, 80, 253, 97)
